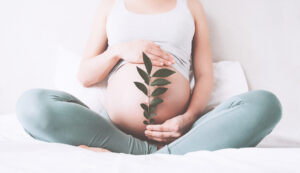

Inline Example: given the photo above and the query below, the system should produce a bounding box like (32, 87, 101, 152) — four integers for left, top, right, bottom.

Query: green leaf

(152, 68, 176, 77)
(150, 112, 156, 118)
(150, 119, 155, 124)
(143, 120, 149, 125)
(144, 110, 150, 119)
(143, 52, 152, 75)
(140, 103, 148, 111)
(136, 67, 149, 85)
(151, 87, 168, 96)
(150, 79, 171, 86)
(150, 97, 163, 107)
(149, 105, 156, 113)
(134, 82, 148, 96)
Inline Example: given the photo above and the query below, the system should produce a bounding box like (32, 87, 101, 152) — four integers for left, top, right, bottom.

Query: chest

(106, 12, 194, 47)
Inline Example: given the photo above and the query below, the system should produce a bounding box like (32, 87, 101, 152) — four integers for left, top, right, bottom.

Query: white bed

(1, 113, 300, 173)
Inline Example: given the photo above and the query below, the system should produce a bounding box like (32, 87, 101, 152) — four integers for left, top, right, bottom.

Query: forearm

(183, 75, 214, 125)
(77, 46, 121, 87)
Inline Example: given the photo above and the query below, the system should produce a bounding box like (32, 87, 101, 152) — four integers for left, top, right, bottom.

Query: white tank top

(106, 0, 195, 84)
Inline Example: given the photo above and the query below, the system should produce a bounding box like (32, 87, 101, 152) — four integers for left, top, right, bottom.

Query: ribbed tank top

(106, 0, 195, 83)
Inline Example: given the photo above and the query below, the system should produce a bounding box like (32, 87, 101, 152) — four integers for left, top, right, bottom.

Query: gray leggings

(15, 88, 282, 155)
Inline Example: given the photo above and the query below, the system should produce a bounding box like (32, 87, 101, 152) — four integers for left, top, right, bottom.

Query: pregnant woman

(16, 0, 282, 155)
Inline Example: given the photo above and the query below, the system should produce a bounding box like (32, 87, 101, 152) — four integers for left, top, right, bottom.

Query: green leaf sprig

(134, 52, 176, 125)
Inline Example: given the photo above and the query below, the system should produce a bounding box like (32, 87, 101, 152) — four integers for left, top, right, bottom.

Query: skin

(105, 61, 191, 140)
(77, 0, 213, 153)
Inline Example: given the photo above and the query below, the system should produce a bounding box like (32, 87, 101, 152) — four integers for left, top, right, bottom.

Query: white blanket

(1, 113, 299, 173)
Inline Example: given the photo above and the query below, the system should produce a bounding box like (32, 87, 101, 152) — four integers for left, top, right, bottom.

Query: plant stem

(148, 75, 151, 123)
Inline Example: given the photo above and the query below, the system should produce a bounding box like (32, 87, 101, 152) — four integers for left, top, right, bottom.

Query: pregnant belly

(104, 63, 191, 141)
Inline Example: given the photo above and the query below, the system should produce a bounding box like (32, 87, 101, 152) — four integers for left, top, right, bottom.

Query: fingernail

(168, 62, 171, 65)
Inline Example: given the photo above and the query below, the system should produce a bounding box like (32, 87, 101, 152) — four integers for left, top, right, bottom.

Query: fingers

(145, 130, 181, 138)
(144, 53, 167, 67)
(145, 132, 178, 143)
(148, 46, 174, 62)
(146, 124, 174, 132)
(145, 47, 175, 66)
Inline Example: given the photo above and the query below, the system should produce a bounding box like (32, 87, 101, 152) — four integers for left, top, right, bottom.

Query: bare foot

(78, 145, 112, 152)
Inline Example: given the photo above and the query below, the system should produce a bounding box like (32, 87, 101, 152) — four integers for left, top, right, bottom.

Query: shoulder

(186, 0, 207, 22)
(94, 0, 117, 18)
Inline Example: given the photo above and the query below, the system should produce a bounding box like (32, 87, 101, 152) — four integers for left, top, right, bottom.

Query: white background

(0, 0, 299, 144)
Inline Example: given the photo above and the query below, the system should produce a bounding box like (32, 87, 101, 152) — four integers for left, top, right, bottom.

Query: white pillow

(198, 61, 249, 113)
(54, 46, 108, 115)
(54, 46, 248, 115)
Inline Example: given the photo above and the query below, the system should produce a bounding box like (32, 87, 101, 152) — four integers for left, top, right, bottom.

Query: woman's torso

(103, 0, 195, 141)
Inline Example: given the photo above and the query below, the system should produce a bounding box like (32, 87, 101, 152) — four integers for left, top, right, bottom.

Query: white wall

(0, 0, 299, 144)
(0, 0, 100, 114)
(201, 0, 300, 142)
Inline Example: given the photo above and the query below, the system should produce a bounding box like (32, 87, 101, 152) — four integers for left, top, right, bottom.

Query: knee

(16, 88, 53, 131)
(250, 89, 282, 127)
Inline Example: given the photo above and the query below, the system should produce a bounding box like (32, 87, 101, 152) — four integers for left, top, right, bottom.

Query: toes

(78, 145, 88, 148)
(78, 145, 111, 152)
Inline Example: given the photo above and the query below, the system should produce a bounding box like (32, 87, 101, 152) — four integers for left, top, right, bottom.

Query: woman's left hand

(145, 114, 193, 144)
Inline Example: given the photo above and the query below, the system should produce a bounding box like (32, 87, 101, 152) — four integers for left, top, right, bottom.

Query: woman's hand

(113, 40, 175, 67)
(144, 114, 193, 144)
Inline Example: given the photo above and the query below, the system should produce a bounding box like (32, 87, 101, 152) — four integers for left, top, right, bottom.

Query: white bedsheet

(1, 113, 299, 173)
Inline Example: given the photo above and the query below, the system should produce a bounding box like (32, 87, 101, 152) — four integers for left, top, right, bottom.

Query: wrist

(182, 112, 198, 125)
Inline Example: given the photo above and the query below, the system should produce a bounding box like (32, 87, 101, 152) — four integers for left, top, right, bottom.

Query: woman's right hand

(113, 40, 175, 67)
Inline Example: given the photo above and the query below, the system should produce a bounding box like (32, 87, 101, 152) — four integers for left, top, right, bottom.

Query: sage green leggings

(15, 88, 282, 155)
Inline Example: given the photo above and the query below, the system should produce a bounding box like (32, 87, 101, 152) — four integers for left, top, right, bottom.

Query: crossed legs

(16, 88, 282, 155)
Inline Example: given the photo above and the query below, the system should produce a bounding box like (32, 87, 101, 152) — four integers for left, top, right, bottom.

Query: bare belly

(104, 63, 191, 141)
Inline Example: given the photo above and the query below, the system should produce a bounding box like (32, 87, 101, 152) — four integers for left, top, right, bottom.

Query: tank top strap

(180, 0, 191, 12)
(178, 0, 190, 12)
(108, 0, 124, 15)
(177, 0, 184, 5)
(114, 0, 123, 10)
(118, 0, 127, 12)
